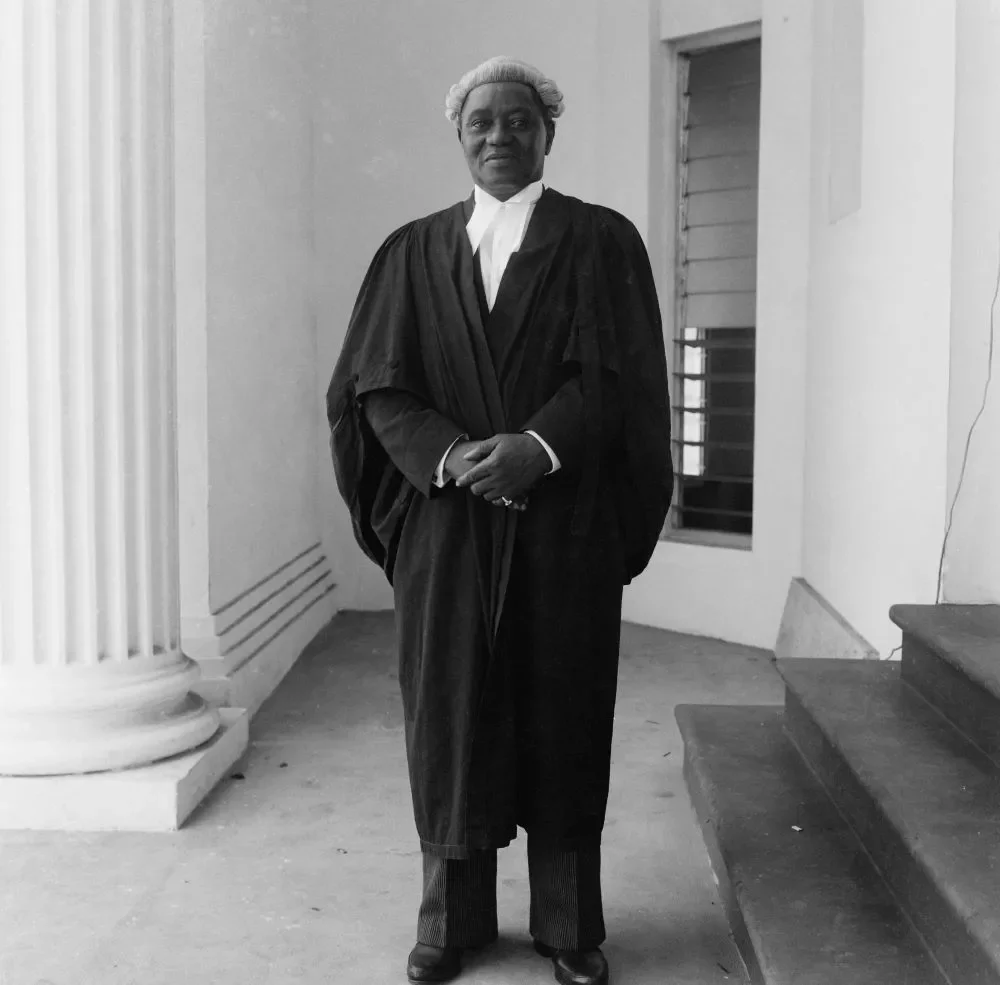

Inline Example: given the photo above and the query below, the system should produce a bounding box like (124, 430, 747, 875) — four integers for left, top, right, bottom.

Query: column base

(0, 708, 248, 831)
(0, 651, 225, 775)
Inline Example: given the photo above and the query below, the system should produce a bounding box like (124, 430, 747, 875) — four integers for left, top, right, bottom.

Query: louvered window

(666, 39, 760, 542)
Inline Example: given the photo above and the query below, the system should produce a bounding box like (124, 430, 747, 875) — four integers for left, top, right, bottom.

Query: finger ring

(500, 496, 513, 507)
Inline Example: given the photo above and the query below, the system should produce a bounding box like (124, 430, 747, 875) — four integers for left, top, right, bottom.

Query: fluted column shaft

(0, 0, 219, 775)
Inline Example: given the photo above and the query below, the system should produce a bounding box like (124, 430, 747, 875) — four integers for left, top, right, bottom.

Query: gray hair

(444, 56, 565, 126)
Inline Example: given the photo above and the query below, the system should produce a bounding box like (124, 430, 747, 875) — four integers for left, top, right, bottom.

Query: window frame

(660, 29, 762, 551)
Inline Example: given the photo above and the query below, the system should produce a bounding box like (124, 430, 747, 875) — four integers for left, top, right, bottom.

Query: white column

(0, 0, 220, 775)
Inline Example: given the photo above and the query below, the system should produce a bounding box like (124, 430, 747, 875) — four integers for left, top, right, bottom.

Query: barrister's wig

(444, 56, 565, 126)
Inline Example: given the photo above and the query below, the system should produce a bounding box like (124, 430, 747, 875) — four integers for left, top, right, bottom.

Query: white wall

(624, 0, 812, 648)
(176, 0, 336, 679)
(660, 0, 762, 41)
(202, 0, 320, 605)
(941, 0, 1000, 604)
(176, 0, 212, 622)
(801, 0, 955, 656)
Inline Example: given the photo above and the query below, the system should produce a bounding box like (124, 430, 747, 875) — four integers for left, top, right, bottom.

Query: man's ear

(544, 122, 555, 156)
(456, 125, 463, 143)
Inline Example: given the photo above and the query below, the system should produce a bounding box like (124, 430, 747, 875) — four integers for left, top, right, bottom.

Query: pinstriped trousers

(417, 839, 605, 950)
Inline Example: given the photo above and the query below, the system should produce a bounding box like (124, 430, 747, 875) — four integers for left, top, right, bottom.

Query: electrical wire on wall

(934, 234, 1000, 604)
(886, 233, 1000, 660)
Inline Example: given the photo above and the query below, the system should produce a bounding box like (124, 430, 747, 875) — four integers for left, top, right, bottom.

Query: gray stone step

(891, 604, 1000, 765)
(779, 658, 1000, 985)
(675, 703, 945, 985)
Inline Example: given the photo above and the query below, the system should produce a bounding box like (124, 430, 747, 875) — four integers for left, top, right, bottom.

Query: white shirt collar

(466, 180, 545, 254)
(473, 179, 545, 209)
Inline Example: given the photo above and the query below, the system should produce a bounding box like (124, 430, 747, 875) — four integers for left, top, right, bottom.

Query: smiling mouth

(486, 154, 517, 162)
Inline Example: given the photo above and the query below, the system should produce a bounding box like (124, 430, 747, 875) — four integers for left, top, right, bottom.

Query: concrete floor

(1, 611, 784, 985)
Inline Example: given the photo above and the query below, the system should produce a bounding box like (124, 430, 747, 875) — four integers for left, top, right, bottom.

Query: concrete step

(675, 703, 945, 985)
(779, 658, 1000, 985)
(891, 603, 1000, 765)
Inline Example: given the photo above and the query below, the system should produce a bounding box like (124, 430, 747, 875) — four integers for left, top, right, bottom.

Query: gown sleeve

(326, 223, 437, 575)
(520, 372, 622, 476)
(362, 389, 465, 498)
(597, 210, 675, 581)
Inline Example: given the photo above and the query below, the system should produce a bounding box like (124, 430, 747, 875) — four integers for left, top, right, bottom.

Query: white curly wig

(444, 56, 565, 126)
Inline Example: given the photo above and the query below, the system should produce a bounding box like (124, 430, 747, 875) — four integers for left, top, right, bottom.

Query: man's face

(459, 82, 554, 201)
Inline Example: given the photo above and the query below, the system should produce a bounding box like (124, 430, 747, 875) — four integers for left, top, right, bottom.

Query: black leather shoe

(406, 943, 462, 983)
(534, 940, 610, 985)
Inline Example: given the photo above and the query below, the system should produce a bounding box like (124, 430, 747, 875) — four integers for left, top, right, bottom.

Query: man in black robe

(327, 56, 673, 985)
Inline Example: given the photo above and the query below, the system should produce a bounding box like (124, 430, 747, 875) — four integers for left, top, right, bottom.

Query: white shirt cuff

(434, 434, 467, 487)
(524, 430, 560, 474)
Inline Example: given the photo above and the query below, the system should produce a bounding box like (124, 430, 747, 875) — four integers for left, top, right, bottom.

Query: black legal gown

(327, 188, 673, 859)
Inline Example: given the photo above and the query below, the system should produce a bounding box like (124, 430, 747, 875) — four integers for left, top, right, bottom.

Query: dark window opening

(665, 38, 760, 542)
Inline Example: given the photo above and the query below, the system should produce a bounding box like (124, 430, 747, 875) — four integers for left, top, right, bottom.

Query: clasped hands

(445, 433, 551, 511)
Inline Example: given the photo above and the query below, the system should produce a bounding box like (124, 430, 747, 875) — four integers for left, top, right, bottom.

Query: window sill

(660, 528, 753, 552)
